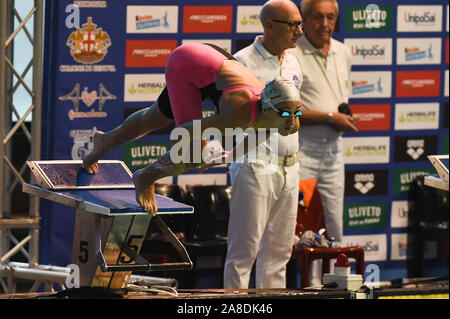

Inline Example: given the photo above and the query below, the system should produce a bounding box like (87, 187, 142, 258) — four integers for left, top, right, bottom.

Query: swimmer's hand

(199, 150, 230, 173)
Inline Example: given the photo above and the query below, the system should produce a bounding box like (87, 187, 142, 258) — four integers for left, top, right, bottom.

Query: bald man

(224, 0, 303, 289)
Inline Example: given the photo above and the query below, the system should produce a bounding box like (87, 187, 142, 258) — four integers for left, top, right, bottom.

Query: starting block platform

(23, 160, 194, 289)
(424, 155, 449, 191)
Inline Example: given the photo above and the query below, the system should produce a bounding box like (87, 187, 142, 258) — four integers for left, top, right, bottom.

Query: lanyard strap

(312, 51, 345, 105)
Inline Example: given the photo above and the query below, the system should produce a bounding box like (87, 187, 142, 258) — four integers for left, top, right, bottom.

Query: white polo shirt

(234, 36, 303, 156)
(289, 35, 351, 139)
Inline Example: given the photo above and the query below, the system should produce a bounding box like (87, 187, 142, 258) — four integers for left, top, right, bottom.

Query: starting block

(425, 155, 449, 191)
(23, 160, 194, 289)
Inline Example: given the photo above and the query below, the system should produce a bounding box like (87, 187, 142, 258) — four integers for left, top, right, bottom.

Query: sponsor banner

(394, 135, 438, 162)
(345, 169, 389, 196)
(177, 174, 228, 190)
(445, 70, 449, 97)
(236, 6, 264, 33)
(394, 103, 440, 130)
(182, 39, 232, 54)
(397, 5, 443, 32)
(126, 6, 178, 33)
(343, 202, 387, 230)
(396, 70, 440, 97)
(344, 38, 392, 65)
(350, 71, 391, 98)
(391, 234, 408, 260)
(344, 5, 393, 32)
(391, 201, 409, 228)
(69, 126, 99, 160)
(446, 38, 449, 64)
(349, 104, 391, 131)
(343, 137, 390, 164)
(124, 73, 165, 102)
(125, 40, 177, 68)
(341, 234, 387, 262)
(396, 38, 441, 65)
(58, 83, 117, 121)
(183, 6, 233, 33)
(61, 16, 116, 72)
(122, 141, 171, 171)
(393, 167, 436, 195)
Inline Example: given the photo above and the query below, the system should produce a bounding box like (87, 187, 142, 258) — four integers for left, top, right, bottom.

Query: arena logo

(125, 40, 177, 67)
(126, 6, 178, 34)
(394, 136, 437, 162)
(397, 6, 443, 32)
(350, 71, 391, 98)
(58, 83, 117, 120)
(353, 173, 375, 194)
(396, 71, 440, 97)
(124, 74, 165, 102)
(183, 6, 233, 33)
(394, 103, 439, 130)
(345, 169, 388, 196)
(349, 104, 390, 131)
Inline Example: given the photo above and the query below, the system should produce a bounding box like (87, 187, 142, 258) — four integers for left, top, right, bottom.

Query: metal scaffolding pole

(0, 0, 48, 294)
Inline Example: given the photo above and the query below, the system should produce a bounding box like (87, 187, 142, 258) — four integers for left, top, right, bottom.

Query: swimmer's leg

(83, 101, 173, 174)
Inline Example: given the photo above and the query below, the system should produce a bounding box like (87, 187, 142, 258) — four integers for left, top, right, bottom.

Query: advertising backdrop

(41, 0, 449, 281)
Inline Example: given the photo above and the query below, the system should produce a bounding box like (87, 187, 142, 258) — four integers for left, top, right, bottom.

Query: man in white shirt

(224, 0, 303, 289)
(289, 0, 358, 286)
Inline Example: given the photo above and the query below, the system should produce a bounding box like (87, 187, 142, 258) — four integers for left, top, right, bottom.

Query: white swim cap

(261, 76, 301, 111)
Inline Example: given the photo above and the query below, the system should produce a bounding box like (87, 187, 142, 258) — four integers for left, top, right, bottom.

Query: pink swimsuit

(164, 43, 261, 126)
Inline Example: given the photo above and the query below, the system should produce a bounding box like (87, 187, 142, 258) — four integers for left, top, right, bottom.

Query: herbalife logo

(128, 82, 165, 95)
(404, 11, 436, 25)
(240, 14, 260, 26)
(398, 111, 437, 123)
(353, 173, 375, 194)
(406, 139, 425, 160)
(136, 12, 169, 30)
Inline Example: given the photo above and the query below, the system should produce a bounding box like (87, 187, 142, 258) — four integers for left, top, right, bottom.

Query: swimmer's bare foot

(133, 168, 158, 216)
(83, 131, 106, 174)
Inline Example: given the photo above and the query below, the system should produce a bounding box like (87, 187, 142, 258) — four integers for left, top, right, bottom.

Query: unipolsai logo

(352, 44, 385, 59)
(404, 10, 436, 25)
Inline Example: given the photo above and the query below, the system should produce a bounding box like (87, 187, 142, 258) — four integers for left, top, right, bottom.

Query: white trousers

(298, 135, 345, 286)
(224, 160, 300, 289)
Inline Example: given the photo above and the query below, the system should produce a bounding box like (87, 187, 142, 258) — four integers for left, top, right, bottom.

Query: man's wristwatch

(328, 112, 333, 124)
